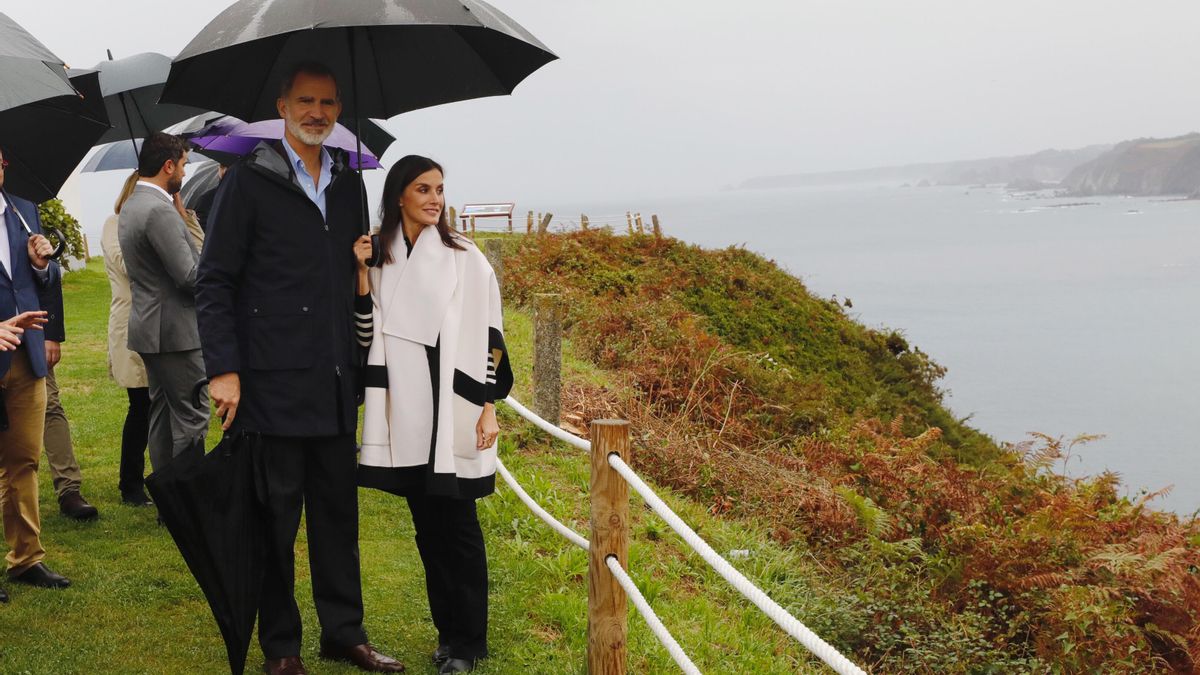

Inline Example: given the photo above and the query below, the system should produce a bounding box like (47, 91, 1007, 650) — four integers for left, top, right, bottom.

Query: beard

(167, 173, 184, 195)
(286, 117, 334, 147)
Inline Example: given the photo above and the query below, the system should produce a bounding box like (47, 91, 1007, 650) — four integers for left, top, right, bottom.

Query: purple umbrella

(188, 119, 386, 169)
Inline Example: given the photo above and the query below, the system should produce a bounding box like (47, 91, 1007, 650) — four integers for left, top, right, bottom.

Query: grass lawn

(0, 261, 838, 674)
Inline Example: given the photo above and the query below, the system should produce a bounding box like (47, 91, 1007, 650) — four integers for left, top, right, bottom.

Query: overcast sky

(10, 0, 1200, 231)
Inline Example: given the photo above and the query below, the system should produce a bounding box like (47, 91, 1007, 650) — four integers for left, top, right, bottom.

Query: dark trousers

(258, 434, 367, 658)
(118, 387, 150, 495)
(407, 494, 488, 661)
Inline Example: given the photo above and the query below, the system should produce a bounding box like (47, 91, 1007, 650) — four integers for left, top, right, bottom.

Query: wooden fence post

(533, 293, 561, 424)
(625, 211, 634, 234)
(449, 206, 458, 230)
(651, 214, 662, 239)
(538, 212, 554, 235)
(484, 238, 503, 291)
(588, 419, 630, 675)
(634, 213, 644, 234)
(581, 214, 590, 231)
(527, 210, 534, 234)
(470, 215, 477, 237)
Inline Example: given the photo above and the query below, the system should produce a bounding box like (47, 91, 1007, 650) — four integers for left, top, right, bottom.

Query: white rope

(495, 458, 589, 550)
(502, 396, 591, 451)
(604, 555, 703, 675)
(607, 454, 866, 675)
(501, 396, 865, 674)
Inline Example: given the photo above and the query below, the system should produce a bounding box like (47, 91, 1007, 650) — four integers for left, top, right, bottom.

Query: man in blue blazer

(0, 146, 72, 602)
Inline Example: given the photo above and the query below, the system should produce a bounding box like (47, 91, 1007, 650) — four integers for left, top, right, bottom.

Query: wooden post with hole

(625, 211, 634, 234)
(588, 419, 630, 675)
(634, 213, 644, 234)
(532, 293, 562, 424)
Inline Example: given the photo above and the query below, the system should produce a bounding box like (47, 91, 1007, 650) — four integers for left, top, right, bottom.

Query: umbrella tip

(107, 48, 114, 60)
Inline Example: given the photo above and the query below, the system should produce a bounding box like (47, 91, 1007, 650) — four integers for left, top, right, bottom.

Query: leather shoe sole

(262, 656, 307, 675)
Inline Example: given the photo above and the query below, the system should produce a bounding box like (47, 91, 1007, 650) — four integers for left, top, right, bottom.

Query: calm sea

(542, 185, 1200, 514)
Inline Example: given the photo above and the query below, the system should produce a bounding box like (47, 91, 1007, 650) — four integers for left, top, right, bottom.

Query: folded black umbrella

(146, 431, 268, 675)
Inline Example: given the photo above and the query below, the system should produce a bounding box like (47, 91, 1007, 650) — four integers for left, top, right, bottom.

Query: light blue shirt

(282, 140, 333, 220)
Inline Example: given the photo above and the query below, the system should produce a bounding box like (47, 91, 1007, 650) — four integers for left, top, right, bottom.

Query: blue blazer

(1, 192, 62, 379)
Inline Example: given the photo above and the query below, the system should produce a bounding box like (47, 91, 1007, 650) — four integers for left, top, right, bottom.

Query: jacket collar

(245, 139, 348, 190)
(379, 228, 461, 347)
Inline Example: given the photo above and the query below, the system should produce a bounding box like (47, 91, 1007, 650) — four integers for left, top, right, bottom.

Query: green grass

(0, 262, 838, 674)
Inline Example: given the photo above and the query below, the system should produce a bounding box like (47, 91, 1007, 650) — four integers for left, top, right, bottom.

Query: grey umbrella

(0, 12, 75, 113)
(89, 51, 206, 148)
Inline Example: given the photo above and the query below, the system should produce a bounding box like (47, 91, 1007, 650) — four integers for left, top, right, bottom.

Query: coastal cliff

(1062, 133, 1200, 196)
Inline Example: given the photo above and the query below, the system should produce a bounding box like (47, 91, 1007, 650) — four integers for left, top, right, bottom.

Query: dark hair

(137, 132, 188, 178)
(378, 155, 463, 264)
(279, 61, 340, 100)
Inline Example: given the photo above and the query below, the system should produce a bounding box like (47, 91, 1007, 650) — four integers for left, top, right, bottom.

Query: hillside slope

(1063, 133, 1200, 196)
(500, 230, 1200, 672)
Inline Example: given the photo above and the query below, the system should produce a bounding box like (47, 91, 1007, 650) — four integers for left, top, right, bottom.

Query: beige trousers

(0, 348, 47, 574)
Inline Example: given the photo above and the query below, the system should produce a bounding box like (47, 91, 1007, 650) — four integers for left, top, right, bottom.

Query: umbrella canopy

(89, 52, 206, 146)
(188, 118, 390, 169)
(161, 0, 558, 122)
(181, 160, 222, 211)
(146, 432, 267, 675)
(1, 69, 111, 202)
(0, 12, 75, 112)
(81, 139, 225, 174)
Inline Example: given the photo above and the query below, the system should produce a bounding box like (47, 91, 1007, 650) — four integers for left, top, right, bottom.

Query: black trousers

(258, 434, 368, 658)
(118, 387, 150, 495)
(407, 494, 489, 661)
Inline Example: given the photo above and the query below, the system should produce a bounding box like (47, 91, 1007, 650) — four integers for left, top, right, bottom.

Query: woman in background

(102, 171, 205, 505)
(355, 155, 512, 674)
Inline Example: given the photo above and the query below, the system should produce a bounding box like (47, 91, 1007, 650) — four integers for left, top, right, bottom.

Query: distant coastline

(741, 132, 1200, 198)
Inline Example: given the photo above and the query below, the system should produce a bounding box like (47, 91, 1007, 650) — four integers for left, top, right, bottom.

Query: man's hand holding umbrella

(210, 372, 239, 431)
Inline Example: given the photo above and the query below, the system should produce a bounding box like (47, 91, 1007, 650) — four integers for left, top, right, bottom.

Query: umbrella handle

(192, 378, 209, 409)
(41, 226, 67, 260)
(366, 233, 383, 268)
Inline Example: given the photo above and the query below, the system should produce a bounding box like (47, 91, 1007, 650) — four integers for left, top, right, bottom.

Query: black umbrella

(161, 0, 557, 259)
(161, 0, 558, 123)
(0, 18, 111, 205)
(89, 51, 206, 148)
(146, 429, 267, 675)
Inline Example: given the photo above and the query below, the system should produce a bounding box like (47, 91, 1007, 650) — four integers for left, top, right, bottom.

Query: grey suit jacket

(118, 184, 201, 354)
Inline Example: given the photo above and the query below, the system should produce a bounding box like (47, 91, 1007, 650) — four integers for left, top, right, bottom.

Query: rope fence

(498, 395, 867, 675)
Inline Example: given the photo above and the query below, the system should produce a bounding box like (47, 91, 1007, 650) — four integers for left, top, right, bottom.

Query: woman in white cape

(354, 155, 512, 674)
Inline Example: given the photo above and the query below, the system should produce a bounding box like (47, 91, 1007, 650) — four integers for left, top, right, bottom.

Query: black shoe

(59, 491, 99, 520)
(9, 562, 70, 589)
(439, 658, 476, 674)
(432, 646, 451, 666)
(121, 489, 154, 507)
(0, 586, 8, 603)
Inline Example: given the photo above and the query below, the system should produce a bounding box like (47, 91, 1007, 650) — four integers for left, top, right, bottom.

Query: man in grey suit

(118, 132, 209, 471)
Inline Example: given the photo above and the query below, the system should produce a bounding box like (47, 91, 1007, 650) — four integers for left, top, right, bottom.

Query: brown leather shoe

(318, 642, 405, 672)
(59, 491, 99, 520)
(262, 656, 307, 675)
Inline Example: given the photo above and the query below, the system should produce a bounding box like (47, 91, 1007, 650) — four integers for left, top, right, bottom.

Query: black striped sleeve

(354, 293, 373, 348)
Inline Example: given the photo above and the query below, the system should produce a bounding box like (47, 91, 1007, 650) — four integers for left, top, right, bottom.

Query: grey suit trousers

(140, 349, 209, 471)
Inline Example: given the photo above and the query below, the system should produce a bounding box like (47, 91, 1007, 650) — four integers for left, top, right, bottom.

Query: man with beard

(119, 132, 209, 473)
(197, 63, 403, 674)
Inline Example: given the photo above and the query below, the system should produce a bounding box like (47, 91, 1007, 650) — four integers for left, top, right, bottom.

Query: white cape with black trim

(359, 230, 512, 497)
